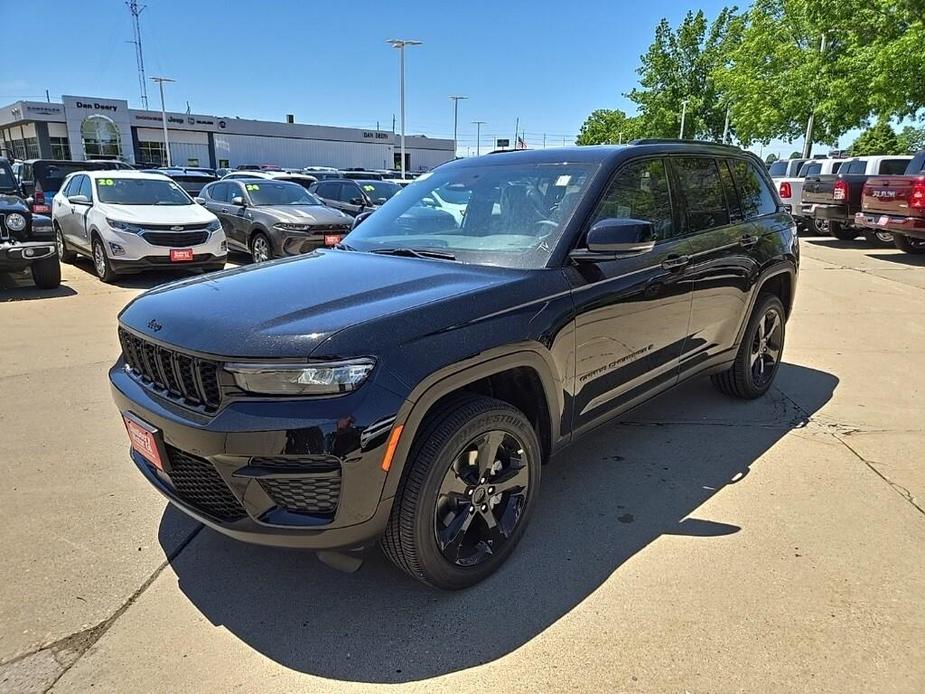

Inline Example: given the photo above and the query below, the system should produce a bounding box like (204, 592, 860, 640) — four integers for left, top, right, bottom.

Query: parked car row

(770, 153, 925, 253)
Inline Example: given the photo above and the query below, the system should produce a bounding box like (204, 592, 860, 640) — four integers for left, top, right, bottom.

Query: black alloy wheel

(749, 304, 784, 389)
(433, 430, 530, 567)
(862, 229, 894, 247)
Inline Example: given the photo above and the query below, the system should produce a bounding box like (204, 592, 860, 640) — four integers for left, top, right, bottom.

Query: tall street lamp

(472, 120, 486, 156)
(449, 95, 467, 158)
(678, 98, 690, 140)
(150, 76, 175, 166)
(387, 39, 422, 178)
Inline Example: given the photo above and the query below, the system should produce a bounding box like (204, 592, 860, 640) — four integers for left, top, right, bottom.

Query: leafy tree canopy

(849, 120, 902, 156)
(575, 109, 642, 145)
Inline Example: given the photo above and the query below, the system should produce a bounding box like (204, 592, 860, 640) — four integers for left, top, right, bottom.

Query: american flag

(516, 135, 527, 150)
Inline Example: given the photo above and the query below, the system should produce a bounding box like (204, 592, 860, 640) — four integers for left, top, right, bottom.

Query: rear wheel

(862, 229, 894, 247)
(812, 219, 829, 235)
(92, 238, 117, 283)
(829, 221, 857, 241)
(381, 395, 541, 589)
(893, 233, 925, 255)
(712, 294, 786, 400)
(30, 255, 61, 289)
(55, 226, 76, 263)
(251, 233, 272, 263)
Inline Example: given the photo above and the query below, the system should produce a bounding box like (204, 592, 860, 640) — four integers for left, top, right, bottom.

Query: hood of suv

(100, 202, 217, 226)
(257, 204, 351, 225)
(119, 249, 527, 357)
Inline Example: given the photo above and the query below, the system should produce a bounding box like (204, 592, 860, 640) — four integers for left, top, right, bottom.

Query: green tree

(575, 109, 641, 145)
(627, 8, 744, 141)
(765, 153, 779, 165)
(897, 124, 925, 154)
(789, 151, 802, 159)
(849, 120, 902, 156)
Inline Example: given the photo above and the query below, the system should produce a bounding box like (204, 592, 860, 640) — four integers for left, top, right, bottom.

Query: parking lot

(1, 239, 923, 693)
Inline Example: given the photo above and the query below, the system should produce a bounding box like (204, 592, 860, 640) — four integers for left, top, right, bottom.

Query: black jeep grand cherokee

(111, 142, 798, 589)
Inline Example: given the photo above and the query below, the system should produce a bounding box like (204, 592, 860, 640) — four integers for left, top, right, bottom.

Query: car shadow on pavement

(158, 363, 837, 684)
(68, 256, 220, 290)
(0, 282, 78, 301)
(866, 252, 925, 267)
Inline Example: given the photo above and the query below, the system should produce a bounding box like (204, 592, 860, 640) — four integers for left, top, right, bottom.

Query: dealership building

(0, 95, 455, 172)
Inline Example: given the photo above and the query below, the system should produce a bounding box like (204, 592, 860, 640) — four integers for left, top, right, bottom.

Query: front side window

(846, 160, 867, 174)
(61, 176, 79, 197)
(768, 161, 788, 177)
(590, 158, 674, 240)
(801, 162, 822, 176)
(672, 157, 730, 233)
(731, 159, 778, 219)
(207, 182, 228, 202)
(95, 177, 191, 205)
(76, 176, 93, 200)
(344, 161, 597, 269)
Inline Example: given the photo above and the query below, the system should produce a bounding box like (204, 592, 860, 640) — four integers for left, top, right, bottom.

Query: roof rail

(629, 138, 741, 148)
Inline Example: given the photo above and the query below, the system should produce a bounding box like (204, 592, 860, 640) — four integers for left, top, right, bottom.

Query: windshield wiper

(370, 247, 457, 261)
(334, 241, 358, 251)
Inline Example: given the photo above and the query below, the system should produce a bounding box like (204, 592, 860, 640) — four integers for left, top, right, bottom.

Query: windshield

(768, 161, 788, 177)
(245, 181, 323, 205)
(343, 161, 597, 269)
(357, 180, 401, 203)
(95, 178, 192, 205)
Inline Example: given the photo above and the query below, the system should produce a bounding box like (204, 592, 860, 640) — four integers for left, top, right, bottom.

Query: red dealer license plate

(323, 234, 343, 247)
(122, 413, 166, 471)
(170, 248, 194, 262)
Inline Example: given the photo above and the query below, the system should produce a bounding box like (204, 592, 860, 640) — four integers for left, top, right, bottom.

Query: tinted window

(355, 181, 401, 203)
(207, 182, 229, 202)
(673, 157, 730, 232)
(226, 183, 245, 201)
(77, 176, 93, 199)
(315, 182, 336, 198)
(832, 162, 843, 173)
(731, 159, 777, 219)
(846, 160, 867, 174)
(801, 162, 822, 176)
(61, 176, 79, 197)
(591, 158, 674, 240)
(879, 159, 909, 175)
(95, 177, 191, 205)
(718, 159, 743, 221)
(768, 161, 788, 177)
(907, 153, 925, 175)
(338, 182, 360, 202)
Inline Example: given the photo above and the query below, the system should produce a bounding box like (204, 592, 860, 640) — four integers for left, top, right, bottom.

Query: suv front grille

(118, 328, 222, 412)
(166, 447, 246, 522)
(141, 230, 209, 247)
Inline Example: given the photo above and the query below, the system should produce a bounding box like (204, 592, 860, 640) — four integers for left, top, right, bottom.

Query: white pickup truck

(777, 158, 847, 233)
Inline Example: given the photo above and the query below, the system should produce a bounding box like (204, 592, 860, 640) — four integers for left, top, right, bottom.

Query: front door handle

(661, 255, 690, 270)
(739, 234, 759, 248)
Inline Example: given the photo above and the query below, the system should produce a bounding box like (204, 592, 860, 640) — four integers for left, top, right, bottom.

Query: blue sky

(3, 0, 820, 158)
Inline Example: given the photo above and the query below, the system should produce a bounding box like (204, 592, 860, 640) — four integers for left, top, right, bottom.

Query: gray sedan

(198, 179, 353, 262)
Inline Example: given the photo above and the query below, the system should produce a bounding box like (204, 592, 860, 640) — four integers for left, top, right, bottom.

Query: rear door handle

(661, 255, 690, 270)
(740, 234, 759, 248)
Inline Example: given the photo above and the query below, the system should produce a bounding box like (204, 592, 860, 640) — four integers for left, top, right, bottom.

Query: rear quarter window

(731, 159, 778, 219)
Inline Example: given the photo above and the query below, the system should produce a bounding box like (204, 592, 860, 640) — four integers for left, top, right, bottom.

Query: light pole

(150, 76, 175, 166)
(449, 96, 467, 158)
(803, 32, 828, 158)
(472, 120, 486, 156)
(387, 39, 422, 178)
(679, 98, 690, 140)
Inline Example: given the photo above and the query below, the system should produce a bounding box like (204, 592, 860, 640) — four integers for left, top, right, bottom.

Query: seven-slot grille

(165, 447, 246, 521)
(118, 327, 222, 411)
(140, 230, 209, 247)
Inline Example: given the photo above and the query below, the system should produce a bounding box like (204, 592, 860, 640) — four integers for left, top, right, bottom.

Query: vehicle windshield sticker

(555, 175, 572, 187)
(98, 178, 115, 186)
(362, 185, 376, 192)
(245, 184, 260, 191)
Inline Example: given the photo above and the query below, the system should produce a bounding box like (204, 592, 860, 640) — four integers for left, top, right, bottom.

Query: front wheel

(829, 221, 857, 241)
(381, 395, 541, 589)
(92, 238, 117, 283)
(862, 229, 894, 247)
(893, 233, 925, 255)
(712, 294, 786, 399)
(30, 255, 61, 289)
(250, 233, 272, 263)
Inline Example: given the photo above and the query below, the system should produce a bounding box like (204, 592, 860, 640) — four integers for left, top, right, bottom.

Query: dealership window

(138, 141, 167, 166)
(49, 137, 71, 160)
(23, 137, 40, 159)
(81, 115, 122, 158)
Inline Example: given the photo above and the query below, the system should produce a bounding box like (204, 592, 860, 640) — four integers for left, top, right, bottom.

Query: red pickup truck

(854, 151, 925, 254)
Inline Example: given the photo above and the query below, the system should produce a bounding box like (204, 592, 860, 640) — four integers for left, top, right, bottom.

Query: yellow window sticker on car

(362, 185, 376, 192)
(245, 184, 260, 191)
(98, 178, 115, 186)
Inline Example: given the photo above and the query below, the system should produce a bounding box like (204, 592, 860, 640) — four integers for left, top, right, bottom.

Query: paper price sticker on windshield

(99, 178, 115, 186)
(245, 184, 260, 191)
(363, 185, 376, 192)
(554, 175, 571, 187)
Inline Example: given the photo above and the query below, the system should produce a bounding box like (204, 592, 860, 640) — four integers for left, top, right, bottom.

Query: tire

(55, 225, 77, 263)
(829, 221, 857, 241)
(862, 229, 894, 248)
(381, 394, 542, 589)
(250, 232, 272, 263)
(92, 237, 117, 283)
(711, 294, 786, 400)
(812, 219, 829, 235)
(30, 255, 61, 289)
(892, 233, 925, 255)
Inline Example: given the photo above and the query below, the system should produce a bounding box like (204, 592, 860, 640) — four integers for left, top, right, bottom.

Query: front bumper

(0, 240, 56, 271)
(855, 212, 925, 239)
(276, 229, 348, 257)
(110, 253, 227, 273)
(110, 360, 406, 550)
(100, 227, 227, 262)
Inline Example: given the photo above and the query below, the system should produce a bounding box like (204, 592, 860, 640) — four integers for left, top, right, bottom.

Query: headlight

(206, 219, 221, 232)
(5, 213, 26, 231)
(106, 218, 144, 233)
(226, 358, 375, 395)
(274, 222, 311, 231)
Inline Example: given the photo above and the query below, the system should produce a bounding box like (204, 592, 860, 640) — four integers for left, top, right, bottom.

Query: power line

(126, 0, 149, 109)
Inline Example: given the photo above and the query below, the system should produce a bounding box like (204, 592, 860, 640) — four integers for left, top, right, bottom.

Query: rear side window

(672, 157, 730, 233)
(730, 159, 778, 219)
(591, 158, 674, 240)
(879, 159, 909, 175)
(832, 162, 843, 173)
(802, 162, 822, 176)
(845, 160, 867, 174)
(768, 161, 788, 177)
(718, 160, 743, 222)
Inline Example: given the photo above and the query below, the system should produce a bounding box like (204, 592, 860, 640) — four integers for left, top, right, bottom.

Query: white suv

(52, 170, 227, 282)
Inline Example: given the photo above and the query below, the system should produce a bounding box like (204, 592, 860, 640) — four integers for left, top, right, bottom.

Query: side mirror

(570, 218, 656, 262)
(230, 196, 246, 207)
(349, 197, 365, 207)
(193, 196, 205, 205)
(352, 210, 374, 228)
(67, 194, 90, 205)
